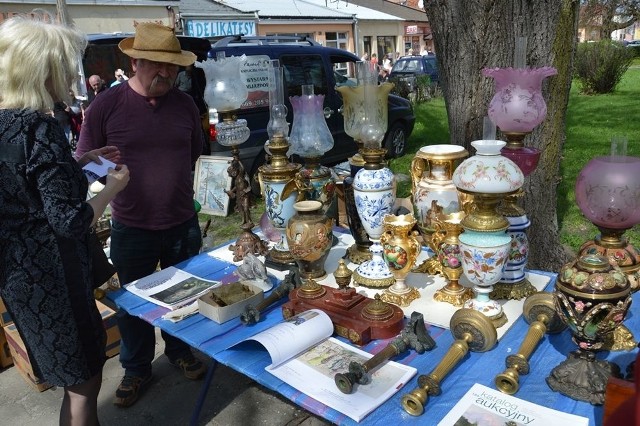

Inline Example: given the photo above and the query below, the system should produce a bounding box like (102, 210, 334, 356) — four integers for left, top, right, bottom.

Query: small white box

(197, 281, 264, 324)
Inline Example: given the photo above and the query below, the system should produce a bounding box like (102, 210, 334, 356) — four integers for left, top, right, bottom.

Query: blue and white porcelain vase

(352, 162, 397, 288)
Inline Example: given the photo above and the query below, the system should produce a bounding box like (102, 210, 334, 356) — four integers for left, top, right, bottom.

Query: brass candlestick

(494, 292, 565, 394)
(401, 309, 497, 416)
(334, 311, 435, 394)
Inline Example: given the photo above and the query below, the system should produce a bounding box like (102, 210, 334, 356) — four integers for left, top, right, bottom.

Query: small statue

(234, 253, 271, 292)
(226, 158, 254, 228)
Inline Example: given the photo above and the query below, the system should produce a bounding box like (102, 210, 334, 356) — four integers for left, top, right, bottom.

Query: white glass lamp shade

(195, 54, 249, 112)
(452, 140, 524, 194)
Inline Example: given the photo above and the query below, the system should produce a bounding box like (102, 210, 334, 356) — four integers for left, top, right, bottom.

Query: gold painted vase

(379, 213, 421, 307)
(410, 144, 468, 247)
(285, 200, 333, 280)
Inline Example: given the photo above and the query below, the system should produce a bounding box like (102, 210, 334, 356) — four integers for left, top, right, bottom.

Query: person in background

(360, 52, 369, 61)
(0, 12, 130, 426)
(383, 54, 393, 72)
(175, 64, 193, 93)
(420, 45, 429, 56)
(370, 52, 378, 66)
(52, 98, 72, 142)
(110, 68, 128, 87)
(378, 67, 389, 83)
(76, 22, 206, 408)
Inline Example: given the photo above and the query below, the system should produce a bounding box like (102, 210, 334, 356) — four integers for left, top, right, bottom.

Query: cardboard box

(0, 327, 13, 368)
(95, 299, 121, 358)
(4, 323, 52, 392)
(198, 281, 264, 324)
(0, 296, 13, 326)
(3, 299, 121, 392)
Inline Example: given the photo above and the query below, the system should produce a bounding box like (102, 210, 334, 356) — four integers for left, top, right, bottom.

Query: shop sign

(185, 20, 257, 38)
(406, 25, 418, 34)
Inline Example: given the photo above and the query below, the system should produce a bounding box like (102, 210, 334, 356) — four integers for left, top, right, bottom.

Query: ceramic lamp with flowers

(452, 140, 524, 328)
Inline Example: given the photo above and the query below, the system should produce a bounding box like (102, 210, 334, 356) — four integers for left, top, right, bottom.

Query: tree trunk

(424, 0, 580, 272)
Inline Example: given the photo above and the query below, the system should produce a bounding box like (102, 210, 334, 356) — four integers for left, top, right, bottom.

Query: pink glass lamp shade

(575, 156, 640, 230)
(483, 67, 557, 135)
(500, 146, 541, 177)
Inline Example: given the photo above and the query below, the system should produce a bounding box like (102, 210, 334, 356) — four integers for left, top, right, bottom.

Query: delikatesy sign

(185, 20, 257, 38)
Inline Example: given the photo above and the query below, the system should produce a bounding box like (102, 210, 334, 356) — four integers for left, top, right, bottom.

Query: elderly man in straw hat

(76, 22, 206, 408)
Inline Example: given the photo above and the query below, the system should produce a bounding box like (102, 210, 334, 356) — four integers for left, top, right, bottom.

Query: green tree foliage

(574, 40, 633, 94)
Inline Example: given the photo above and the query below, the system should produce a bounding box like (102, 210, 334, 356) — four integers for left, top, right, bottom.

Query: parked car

(626, 40, 640, 48)
(389, 55, 439, 92)
(207, 35, 416, 190)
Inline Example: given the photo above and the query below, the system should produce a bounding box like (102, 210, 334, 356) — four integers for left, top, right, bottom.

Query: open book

(124, 266, 221, 310)
(437, 383, 589, 426)
(246, 309, 416, 422)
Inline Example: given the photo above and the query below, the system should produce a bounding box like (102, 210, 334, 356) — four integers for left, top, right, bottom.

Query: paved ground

(0, 322, 331, 426)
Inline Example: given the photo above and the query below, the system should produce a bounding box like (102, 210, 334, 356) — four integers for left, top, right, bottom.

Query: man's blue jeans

(110, 215, 202, 378)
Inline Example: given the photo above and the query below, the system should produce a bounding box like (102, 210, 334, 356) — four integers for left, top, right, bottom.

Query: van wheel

(384, 122, 407, 158)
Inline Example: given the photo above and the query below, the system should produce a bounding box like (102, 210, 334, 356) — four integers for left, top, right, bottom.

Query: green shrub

(628, 45, 640, 58)
(414, 75, 442, 103)
(574, 41, 633, 94)
(389, 76, 412, 99)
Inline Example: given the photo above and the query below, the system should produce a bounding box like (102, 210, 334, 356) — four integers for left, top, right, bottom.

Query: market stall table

(107, 231, 638, 426)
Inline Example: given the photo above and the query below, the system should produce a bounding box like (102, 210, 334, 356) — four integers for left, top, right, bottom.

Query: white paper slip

(82, 156, 117, 183)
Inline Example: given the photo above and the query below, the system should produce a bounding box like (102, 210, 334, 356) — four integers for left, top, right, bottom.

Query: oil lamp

(574, 150, 640, 291)
(452, 140, 524, 328)
(258, 60, 301, 270)
(483, 37, 557, 300)
(196, 52, 268, 261)
(288, 84, 336, 214)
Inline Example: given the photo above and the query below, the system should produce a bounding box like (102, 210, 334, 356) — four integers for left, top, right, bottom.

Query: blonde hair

(0, 10, 86, 110)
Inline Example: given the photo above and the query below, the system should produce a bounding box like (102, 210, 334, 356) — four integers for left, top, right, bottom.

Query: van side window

(280, 55, 327, 96)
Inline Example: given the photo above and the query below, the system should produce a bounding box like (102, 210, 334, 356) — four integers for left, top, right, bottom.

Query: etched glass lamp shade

(196, 53, 248, 112)
(483, 66, 557, 135)
(289, 84, 334, 158)
(575, 156, 640, 290)
(195, 53, 250, 147)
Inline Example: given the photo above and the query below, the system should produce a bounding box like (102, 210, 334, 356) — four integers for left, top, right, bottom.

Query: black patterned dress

(0, 109, 106, 387)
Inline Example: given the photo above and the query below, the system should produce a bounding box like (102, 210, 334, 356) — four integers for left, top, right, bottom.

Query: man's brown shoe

(114, 373, 152, 408)
(169, 353, 206, 380)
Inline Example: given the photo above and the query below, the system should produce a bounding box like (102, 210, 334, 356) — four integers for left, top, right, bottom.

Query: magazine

(437, 383, 589, 426)
(245, 309, 417, 422)
(124, 266, 221, 310)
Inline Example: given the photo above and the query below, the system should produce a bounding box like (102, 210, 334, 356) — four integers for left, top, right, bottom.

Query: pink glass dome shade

(575, 156, 640, 230)
(500, 146, 541, 176)
(483, 67, 557, 134)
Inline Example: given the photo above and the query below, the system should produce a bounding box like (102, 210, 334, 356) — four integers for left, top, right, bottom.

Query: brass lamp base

(346, 243, 372, 264)
(546, 350, 621, 405)
(228, 226, 269, 262)
(602, 324, 637, 352)
(380, 286, 420, 307)
(433, 285, 474, 307)
(487, 311, 508, 329)
(352, 269, 395, 288)
(264, 248, 297, 271)
(491, 278, 537, 300)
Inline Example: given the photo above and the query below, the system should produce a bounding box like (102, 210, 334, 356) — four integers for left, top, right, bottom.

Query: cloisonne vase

(379, 213, 421, 307)
(452, 140, 524, 328)
(285, 200, 333, 280)
(546, 253, 632, 405)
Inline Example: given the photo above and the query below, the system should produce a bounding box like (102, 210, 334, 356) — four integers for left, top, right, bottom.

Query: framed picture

(193, 156, 233, 216)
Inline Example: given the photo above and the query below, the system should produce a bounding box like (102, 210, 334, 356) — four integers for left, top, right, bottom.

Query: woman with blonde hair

(0, 11, 129, 426)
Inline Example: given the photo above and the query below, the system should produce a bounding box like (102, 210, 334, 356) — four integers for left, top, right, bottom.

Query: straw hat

(118, 22, 196, 67)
